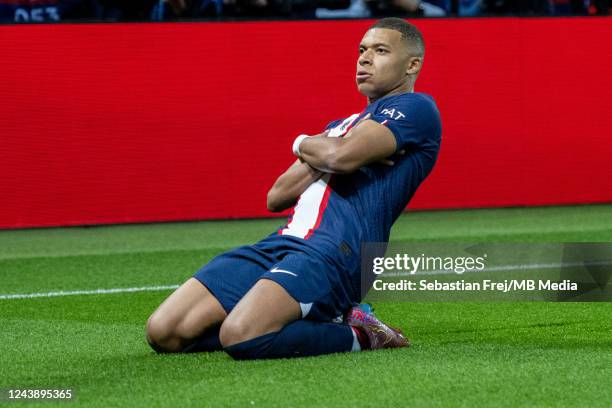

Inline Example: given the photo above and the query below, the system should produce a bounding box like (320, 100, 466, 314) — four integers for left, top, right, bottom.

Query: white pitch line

(0, 284, 179, 300)
(1, 260, 611, 300)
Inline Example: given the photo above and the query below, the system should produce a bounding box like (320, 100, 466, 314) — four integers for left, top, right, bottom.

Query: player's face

(356, 28, 412, 100)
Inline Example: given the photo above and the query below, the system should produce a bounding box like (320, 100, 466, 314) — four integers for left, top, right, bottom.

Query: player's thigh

(219, 279, 301, 347)
(193, 245, 273, 313)
(147, 277, 226, 342)
(261, 251, 354, 323)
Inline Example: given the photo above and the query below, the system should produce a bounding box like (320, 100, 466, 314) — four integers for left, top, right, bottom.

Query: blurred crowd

(0, 0, 609, 23)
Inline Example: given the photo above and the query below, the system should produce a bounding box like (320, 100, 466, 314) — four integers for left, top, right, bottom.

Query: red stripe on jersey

(304, 177, 333, 239)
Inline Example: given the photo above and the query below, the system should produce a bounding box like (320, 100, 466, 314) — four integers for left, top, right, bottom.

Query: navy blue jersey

(276, 92, 441, 267)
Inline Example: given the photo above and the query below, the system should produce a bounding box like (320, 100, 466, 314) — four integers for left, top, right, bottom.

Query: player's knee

(219, 317, 253, 348)
(146, 313, 182, 353)
(219, 317, 280, 360)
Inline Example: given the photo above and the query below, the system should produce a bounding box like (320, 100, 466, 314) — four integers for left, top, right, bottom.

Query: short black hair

(369, 18, 425, 57)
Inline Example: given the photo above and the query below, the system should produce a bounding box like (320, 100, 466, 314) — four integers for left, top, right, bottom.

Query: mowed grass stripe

(2, 230, 612, 295)
(1, 204, 611, 260)
(0, 248, 216, 295)
(3, 257, 612, 300)
(1, 204, 612, 295)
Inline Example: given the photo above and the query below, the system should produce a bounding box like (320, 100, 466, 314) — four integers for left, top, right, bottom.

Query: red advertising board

(0, 17, 611, 228)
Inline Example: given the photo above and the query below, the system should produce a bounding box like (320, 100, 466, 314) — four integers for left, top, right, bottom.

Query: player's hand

(378, 149, 405, 166)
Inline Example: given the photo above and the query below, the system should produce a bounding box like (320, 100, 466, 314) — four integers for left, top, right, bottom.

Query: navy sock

(224, 320, 353, 360)
(181, 330, 222, 353)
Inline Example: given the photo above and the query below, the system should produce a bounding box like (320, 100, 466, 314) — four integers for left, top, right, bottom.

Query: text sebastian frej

(373, 279, 578, 293)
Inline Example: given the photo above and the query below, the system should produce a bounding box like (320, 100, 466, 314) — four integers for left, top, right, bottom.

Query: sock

(351, 326, 371, 350)
(350, 327, 361, 352)
(224, 320, 354, 360)
(181, 330, 222, 353)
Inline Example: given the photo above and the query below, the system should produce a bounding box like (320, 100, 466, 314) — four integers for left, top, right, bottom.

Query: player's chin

(356, 82, 378, 97)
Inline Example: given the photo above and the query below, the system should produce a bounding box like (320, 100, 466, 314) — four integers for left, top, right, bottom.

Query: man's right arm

(266, 159, 323, 212)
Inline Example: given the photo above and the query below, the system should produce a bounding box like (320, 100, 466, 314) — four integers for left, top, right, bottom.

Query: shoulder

(373, 93, 440, 132)
(377, 93, 439, 119)
(369, 93, 441, 148)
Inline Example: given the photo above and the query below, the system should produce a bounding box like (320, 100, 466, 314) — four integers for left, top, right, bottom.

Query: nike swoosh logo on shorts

(270, 267, 298, 277)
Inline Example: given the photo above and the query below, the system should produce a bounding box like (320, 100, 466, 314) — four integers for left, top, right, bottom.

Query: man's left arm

(296, 118, 397, 174)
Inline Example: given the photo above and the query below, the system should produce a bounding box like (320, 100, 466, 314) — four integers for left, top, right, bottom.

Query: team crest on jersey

(328, 113, 360, 138)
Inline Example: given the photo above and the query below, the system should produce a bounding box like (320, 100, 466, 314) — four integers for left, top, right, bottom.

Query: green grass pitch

(1, 205, 611, 407)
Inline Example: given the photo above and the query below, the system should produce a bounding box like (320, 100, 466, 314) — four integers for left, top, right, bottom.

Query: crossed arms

(266, 117, 398, 212)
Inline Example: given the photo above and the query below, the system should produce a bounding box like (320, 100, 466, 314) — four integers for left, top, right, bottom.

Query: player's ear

(406, 57, 422, 76)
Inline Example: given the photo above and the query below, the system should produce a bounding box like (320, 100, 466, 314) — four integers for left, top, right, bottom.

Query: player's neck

(367, 84, 414, 105)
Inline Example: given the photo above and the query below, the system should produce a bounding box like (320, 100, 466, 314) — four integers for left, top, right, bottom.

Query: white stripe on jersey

(280, 112, 360, 239)
(280, 173, 331, 239)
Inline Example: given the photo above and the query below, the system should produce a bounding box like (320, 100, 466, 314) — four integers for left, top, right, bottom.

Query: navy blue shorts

(193, 235, 359, 322)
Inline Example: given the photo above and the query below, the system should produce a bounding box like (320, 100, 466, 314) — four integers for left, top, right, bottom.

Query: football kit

(195, 92, 442, 322)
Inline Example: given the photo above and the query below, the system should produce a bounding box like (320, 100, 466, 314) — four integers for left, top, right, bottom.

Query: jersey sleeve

(369, 94, 441, 153)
